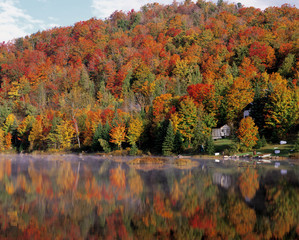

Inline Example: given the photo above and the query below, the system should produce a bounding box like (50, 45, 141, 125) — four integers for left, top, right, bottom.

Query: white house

(212, 124, 231, 140)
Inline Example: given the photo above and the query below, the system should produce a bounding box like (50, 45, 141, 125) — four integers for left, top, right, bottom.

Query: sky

(0, 0, 298, 43)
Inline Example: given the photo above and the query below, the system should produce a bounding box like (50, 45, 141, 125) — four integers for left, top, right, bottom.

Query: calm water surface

(0, 154, 298, 239)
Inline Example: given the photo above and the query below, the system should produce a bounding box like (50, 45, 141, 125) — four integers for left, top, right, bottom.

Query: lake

(0, 154, 298, 239)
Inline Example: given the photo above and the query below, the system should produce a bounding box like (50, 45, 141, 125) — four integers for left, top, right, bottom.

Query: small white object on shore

(260, 159, 271, 163)
(280, 141, 287, 145)
(260, 154, 271, 158)
(215, 152, 219, 156)
(274, 150, 280, 154)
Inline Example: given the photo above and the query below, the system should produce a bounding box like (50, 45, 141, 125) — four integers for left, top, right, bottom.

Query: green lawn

(213, 138, 295, 158)
(257, 143, 294, 157)
(214, 139, 233, 153)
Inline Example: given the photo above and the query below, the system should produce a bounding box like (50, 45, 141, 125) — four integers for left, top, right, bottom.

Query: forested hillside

(0, 0, 298, 154)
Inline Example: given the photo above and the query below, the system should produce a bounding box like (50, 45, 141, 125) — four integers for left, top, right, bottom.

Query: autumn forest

(0, 0, 298, 154)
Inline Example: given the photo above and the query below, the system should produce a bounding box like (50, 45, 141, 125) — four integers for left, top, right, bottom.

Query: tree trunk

(71, 104, 81, 148)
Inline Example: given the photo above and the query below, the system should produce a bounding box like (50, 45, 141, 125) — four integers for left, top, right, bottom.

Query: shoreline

(0, 151, 298, 162)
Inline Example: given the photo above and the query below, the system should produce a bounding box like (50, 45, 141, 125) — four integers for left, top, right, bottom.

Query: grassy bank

(213, 138, 297, 159)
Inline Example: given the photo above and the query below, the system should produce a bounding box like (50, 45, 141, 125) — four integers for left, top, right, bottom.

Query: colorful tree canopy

(0, 0, 297, 153)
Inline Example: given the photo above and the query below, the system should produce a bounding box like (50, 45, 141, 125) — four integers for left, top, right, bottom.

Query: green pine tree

(154, 120, 168, 154)
(102, 121, 111, 141)
(129, 143, 138, 155)
(92, 123, 103, 150)
(173, 131, 183, 154)
(162, 122, 175, 156)
(192, 119, 209, 153)
(205, 136, 215, 155)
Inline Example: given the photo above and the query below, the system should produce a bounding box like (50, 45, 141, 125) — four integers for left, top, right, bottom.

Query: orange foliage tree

(237, 116, 258, 151)
(152, 93, 174, 123)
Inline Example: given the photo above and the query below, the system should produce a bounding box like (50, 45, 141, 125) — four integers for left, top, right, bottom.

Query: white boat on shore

(259, 154, 271, 159)
(260, 159, 271, 163)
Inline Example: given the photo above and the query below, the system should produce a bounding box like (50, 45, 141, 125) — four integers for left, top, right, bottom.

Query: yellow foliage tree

(226, 77, 254, 124)
(3, 113, 17, 134)
(127, 117, 143, 145)
(28, 117, 44, 150)
(56, 120, 75, 150)
(0, 129, 5, 151)
(170, 112, 181, 133)
(5, 132, 12, 150)
(8, 75, 30, 102)
(110, 124, 126, 149)
(264, 73, 299, 138)
(17, 115, 36, 137)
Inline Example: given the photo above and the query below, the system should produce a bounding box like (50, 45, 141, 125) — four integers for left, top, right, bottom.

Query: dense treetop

(0, 0, 298, 153)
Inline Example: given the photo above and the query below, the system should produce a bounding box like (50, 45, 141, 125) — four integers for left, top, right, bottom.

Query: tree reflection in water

(0, 156, 298, 239)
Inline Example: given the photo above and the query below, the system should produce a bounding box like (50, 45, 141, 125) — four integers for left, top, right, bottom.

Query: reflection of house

(212, 172, 232, 189)
(212, 124, 231, 140)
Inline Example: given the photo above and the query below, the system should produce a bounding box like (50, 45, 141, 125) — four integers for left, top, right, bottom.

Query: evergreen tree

(192, 119, 208, 153)
(254, 133, 262, 149)
(190, 65, 203, 85)
(92, 123, 103, 150)
(162, 122, 175, 156)
(261, 135, 267, 147)
(102, 121, 111, 141)
(231, 61, 239, 78)
(173, 131, 183, 154)
(205, 136, 215, 155)
(278, 53, 295, 79)
(154, 120, 168, 154)
(92, 122, 111, 152)
(129, 143, 138, 155)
